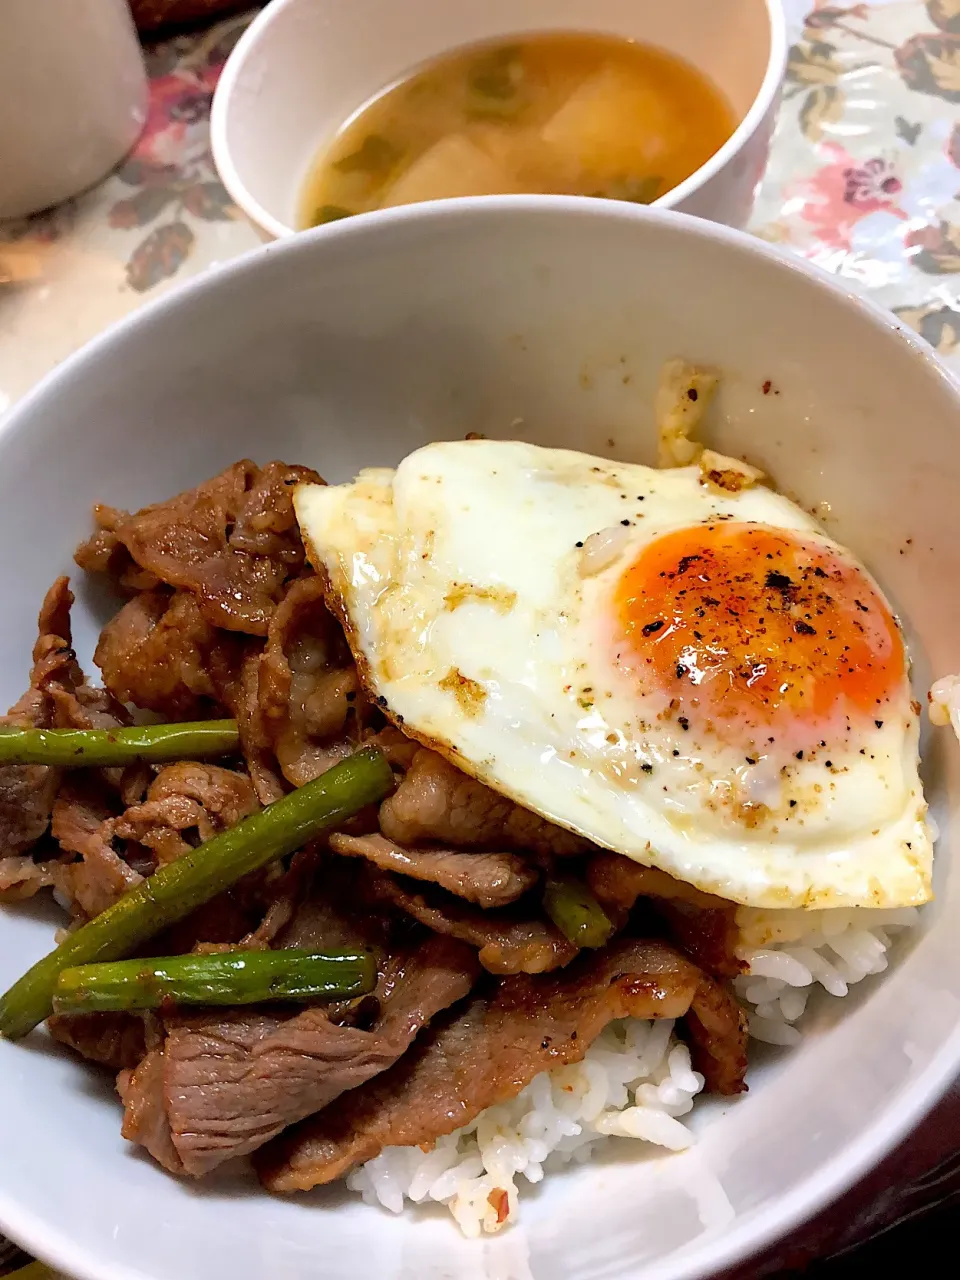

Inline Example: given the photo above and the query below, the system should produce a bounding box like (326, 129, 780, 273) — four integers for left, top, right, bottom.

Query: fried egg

(296, 440, 933, 910)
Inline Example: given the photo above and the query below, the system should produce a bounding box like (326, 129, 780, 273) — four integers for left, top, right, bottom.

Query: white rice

(347, 907, 920, 1236)
(347, 1017, 703, 1237)
(734, 905, 920, 1047)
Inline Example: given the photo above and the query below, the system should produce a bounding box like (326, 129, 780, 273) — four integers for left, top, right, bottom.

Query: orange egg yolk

(615, 523, 905, 744)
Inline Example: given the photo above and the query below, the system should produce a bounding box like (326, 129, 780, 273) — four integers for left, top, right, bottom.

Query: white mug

(0, 0, 148, 220)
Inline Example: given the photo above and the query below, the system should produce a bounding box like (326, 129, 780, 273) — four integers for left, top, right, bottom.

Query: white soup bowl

(0, 200, 958, 1280)
(211, 0, 786, 238)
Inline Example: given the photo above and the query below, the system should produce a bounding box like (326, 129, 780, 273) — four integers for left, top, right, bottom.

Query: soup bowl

(0, 199, 959, 1280)
(210, 0, 786, 239)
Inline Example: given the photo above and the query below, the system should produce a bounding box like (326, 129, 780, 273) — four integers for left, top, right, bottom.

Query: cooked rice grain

(347, 1017, 703, 1237)
(735, 906, 919, 1045)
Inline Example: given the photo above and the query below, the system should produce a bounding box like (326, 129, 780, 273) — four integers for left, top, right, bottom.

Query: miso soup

(300, 32, 736, 227)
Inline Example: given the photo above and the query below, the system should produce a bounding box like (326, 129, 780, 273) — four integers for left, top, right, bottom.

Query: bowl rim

(208, 0, 788, 240)
(1, 197, 959, 1280)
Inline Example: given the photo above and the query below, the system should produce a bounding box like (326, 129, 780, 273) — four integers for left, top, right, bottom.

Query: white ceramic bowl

(1, 200, 959, 1280)
(211, 0, 786, 239)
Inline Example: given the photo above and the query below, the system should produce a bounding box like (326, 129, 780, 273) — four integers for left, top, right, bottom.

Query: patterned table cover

(1, 1, 958, 1275)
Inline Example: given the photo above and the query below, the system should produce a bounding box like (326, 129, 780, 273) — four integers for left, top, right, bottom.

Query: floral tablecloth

(1, 1, 959, 1276)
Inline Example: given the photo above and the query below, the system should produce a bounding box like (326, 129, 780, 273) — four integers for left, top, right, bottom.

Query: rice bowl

(0, 199, 957, 1280)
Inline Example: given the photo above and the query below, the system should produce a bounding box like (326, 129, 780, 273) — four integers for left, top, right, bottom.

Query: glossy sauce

(300, 32, 736, 227)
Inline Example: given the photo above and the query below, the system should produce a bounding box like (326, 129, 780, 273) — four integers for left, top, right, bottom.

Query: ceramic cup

(0, 0, 148, 221)
(211, 0, 786, 239)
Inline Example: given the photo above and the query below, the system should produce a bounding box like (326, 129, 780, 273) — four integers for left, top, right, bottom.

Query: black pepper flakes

(642, 619, 665, 636)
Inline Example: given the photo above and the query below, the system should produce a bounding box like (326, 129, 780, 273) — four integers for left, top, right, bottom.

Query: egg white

(296, 440, 933, 910)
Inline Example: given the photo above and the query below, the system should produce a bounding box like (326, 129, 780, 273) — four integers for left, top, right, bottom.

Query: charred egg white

(296, 440, 933, 910)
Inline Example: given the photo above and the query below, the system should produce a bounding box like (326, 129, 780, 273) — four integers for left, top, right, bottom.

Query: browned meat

(230, 649, 287, 805)
(192, 848, 320, 955)
(362, 725, 420, 771)
(330, 832, 538, 909)
(1, 587, 67, 862)
(74, 503, 160, 593)
(257, 938, 748, 1192)
(274, 860, 392, 956)
(51, 776, 144, 918)
(111, 763, 259, 867)
(587, 854, 744, 979)
(117, 936, 478, 1176)
(367, 873, 577, 974)
(92, 461, 321, 636)
(228, 461, 324, 564)
(0, 855, 55, 901)
(118, 1048, 184, 1172)
(48, 1012, 146, 1071)
(94, 589, 244, 717)
(1, 577, 126, 869)
(258, 576, 362, 787)
(683, 967, 751, 1096)
(379, 749, 591, 858)
(0, 763, 59, 864)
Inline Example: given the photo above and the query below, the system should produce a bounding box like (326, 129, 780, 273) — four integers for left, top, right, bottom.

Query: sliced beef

(191, 848, 319, 955)
(330, 832, 537, 909)
(257, 938, 748, 1192)
(51, 776, 143, 918)
(89, 461, 321, 636)
(367, 873, 576, 975)
(1, 585, 69, 861)
(74, 503, 160, 593)
(274, 862, 393, 956)
(48, 1012, 147, 1071)
(362, 725, 420, 772)
(682, 967, 750, 1096)
(117, 935, 478, 1176)
(230, 649, 288, 805)
(0, 854, 55, 902)
(94, 588, 244, 717)
(111, 762, 259, 867)
(587, 854, 744, 979)
(227, 461, 323, 564)
(1, 577, 126, 869)
(379, 748, 591, 858)
(258, 576, 364, 787)
(0, 761, 60, 864)
(118, 1048, 183, 1173)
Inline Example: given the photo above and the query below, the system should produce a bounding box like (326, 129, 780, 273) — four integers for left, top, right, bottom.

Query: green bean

(0, 747, 392, 1039)
(53, 949, 377, 1014)
(0, 720, 239, 767)
(543, 876, 615, 950)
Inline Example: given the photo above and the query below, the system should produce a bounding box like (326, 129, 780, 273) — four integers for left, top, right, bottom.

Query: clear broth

(299, 31, 736, 227)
